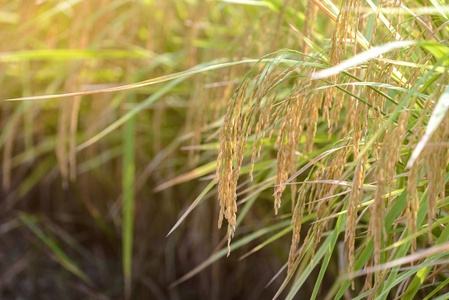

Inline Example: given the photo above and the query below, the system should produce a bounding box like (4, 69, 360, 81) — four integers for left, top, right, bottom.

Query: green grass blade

(122, 92, 136, 300)
(432, 292, 449, 300)
(170, 220, 291, 287)
(239, 225, 294, 260)
(166, 179, 216, 237)
(284, 234, 333, 300)
(77, 77, 186, 151)
(335, 240, 374, 299)
(19, 213, 93, 285)
(402, 221, 449, 299)
(310, 207, 347, 300)
(423, 277, 449, 300)
(334, 189, 408, 299)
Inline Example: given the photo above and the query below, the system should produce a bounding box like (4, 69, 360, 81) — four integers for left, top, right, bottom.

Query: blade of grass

(122, 92, 136, 300)
(19, 213, 93, 285)
(154, 161, 217, 192)
(423, 277, 449, 300)
(5, 56, 320, 102)
(282, 233, 333, 300)
(169, 220, 291, 288)
(334, 188, 409, 299)
(372, 175, 449, 299)
(166, 179, 216, 237)
(402, 215, 449, 299)
(239, 225, 293, 260)
(310, 204, 347, 300)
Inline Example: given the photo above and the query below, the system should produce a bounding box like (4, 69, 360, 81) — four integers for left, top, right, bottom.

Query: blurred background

(0, 1, 324, 299)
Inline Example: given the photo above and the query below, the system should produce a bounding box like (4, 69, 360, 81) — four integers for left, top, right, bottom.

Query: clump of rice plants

(213, 1, 449, 298)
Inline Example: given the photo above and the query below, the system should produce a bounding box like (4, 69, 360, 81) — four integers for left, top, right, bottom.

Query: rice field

(1, 0, 449, 299)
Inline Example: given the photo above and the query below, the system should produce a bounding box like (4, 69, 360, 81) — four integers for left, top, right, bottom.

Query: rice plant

(1, 0, 449, 299)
